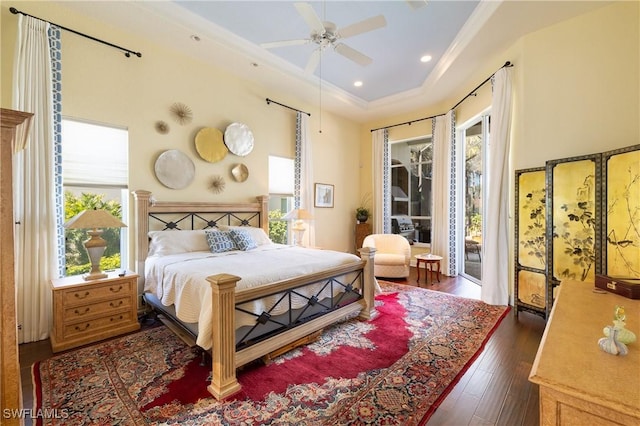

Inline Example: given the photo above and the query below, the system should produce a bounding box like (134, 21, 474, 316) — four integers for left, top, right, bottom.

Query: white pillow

(148, 230, 210, 256)
(218, 225, 272, 246)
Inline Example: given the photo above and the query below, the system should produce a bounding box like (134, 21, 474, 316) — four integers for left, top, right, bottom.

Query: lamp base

(84, 229, 108, 281)
(83, 272, 108, 281)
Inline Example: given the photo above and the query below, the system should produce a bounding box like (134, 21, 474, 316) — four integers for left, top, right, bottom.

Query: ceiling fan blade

(294, 2, 325, 35)
(260, 39, 309, 49)
(304, 49, 321, 74)
(334, 43, 373, 67)
(338, 15, 386, 39)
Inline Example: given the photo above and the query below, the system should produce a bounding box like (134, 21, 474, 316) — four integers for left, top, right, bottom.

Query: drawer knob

(110, 301, 123, 308)
(74, 307, 90, 315)
(110, 315, 124, 322)
(109, 285, 123, 293)
(75, 291, 90, 299)
(75, 323, 90, 331)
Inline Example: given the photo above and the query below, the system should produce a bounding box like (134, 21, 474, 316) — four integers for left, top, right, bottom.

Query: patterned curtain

(295, 112, 315, 246)
(12, 16, 63, 343)
(372, 129, 390, 234)
(481, 67, 513, 305)
(432, 112, 457, 276)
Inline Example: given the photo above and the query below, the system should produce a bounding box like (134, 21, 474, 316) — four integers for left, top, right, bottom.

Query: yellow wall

(359, 1, 639, 296)
(2, 1, 639, 285)
(361, 1, 638, 198)
(1, 1, 362, 255)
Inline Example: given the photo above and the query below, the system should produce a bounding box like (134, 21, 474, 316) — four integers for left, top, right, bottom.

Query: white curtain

(13, 16, 62, 343)
(432, 112, 457, 276)
(296, 112, 315, 247)
(481, 67, 513, 305)
(372, 129, 390, 234)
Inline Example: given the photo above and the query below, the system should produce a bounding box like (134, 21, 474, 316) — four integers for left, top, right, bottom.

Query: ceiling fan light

(420, 55, 432, 63)
(354, 81, 363, 87)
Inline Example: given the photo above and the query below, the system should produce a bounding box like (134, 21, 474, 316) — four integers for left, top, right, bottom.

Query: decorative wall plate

(195, 127, 228, 163)
(224, 122, 254, 156)
(231, 163, 249, 182)
(154, 149, 195, 189)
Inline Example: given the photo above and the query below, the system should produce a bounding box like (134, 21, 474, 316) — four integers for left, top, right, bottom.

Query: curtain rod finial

(10, 7, 19, 14)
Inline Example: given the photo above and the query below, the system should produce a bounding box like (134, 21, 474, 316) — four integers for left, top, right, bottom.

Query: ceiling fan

(260, 2, 386, 74)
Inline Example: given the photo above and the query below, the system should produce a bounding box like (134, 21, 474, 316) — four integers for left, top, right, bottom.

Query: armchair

(362, 234, 411, 278)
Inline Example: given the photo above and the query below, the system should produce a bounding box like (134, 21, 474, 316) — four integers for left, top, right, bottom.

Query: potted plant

(356, 207, 370, 223)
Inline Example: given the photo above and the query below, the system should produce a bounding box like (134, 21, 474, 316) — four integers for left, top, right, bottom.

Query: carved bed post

(256, 195, 269, 234)
(358, 247, 377, 320)
(132, 190, 151, 296)
(206, 273, 242, 400)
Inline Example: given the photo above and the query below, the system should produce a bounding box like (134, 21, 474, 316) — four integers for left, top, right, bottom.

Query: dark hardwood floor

(19, 267, 546, 425)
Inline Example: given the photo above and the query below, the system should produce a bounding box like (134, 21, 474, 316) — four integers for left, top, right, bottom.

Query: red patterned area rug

(33, 281, 509, 425)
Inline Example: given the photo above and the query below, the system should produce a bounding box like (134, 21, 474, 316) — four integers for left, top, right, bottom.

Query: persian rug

(33, 282, 509, 425)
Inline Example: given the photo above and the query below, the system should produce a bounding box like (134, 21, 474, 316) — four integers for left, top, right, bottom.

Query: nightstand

(50, 271, 140, 352)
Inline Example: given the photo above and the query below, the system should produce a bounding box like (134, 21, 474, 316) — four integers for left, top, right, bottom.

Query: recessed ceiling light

(190, 35, 201, 42)
(354, 81, 363, 87)
(420, 55, 432, 63)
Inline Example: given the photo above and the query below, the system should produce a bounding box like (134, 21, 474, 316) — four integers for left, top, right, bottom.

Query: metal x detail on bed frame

(149, 211, 261, 231)
(234, 271, 364, 350)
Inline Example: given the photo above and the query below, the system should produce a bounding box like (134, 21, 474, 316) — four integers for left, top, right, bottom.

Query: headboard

(131, 190, 269, 279)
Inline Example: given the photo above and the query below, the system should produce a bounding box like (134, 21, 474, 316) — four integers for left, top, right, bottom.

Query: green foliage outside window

(268, 209, 288, 244)
(65, 191, 122, 275)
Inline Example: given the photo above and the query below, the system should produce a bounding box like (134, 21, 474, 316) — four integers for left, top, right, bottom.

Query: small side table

(415, 254, 443, 283)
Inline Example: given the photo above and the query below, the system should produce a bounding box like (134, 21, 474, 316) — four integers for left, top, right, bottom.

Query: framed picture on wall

(314, 183, 334, 208)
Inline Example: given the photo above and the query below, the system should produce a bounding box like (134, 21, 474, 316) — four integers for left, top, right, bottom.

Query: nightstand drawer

(62, 310, 136, 339)
(50, 272, 140, 352)
(61, 280, 134, 306)
(63, 296, 131, 321)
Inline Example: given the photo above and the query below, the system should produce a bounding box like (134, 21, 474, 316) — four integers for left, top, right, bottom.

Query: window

(61, 119, 129, 276)
(390, 137, 432, 244)
(268, 155, 294, 244)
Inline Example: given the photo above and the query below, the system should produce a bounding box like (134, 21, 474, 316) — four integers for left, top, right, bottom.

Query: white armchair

(362, 234, 411, 278)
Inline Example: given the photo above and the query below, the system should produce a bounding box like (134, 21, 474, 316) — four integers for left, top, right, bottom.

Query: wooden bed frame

(132, 190, 377, 400)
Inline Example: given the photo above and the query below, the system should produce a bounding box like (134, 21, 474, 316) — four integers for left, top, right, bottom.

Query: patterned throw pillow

(204, 230, 237, 253)
(229, 228, 258, 251)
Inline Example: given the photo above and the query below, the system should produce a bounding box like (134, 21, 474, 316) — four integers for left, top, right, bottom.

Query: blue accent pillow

(204, 230, 237, 253)
(229, 228, 258, 251)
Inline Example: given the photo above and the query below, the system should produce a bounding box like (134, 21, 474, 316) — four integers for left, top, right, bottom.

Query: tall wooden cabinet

(1, 108, 33, 425)
(355, 222, 372, 251)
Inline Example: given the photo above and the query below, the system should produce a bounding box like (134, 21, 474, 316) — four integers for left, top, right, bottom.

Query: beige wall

(361, 1, 638, 197)
(1, 2, 362, 257)
(2, 2, 639, 285)
(359, 1, 639, 294)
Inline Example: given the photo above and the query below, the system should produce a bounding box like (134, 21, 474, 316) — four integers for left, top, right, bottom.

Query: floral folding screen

(602, 145, 640, 278)
(514, 144, 639, 320)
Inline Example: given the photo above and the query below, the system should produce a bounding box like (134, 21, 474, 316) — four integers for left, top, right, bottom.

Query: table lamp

(64, 208, 127, 280)
(282, 208, 313, 247)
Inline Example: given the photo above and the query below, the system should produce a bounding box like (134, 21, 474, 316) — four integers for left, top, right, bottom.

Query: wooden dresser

(1, 108, 33, 425)
(50, 271, 140, 352)
(529, 279, 640, 425)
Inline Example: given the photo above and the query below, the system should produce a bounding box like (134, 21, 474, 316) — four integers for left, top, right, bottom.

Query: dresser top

(51, 271, 138, 289)
(529, 279, 640, 416)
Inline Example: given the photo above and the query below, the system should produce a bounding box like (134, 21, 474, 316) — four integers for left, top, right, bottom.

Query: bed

(132, 190, 377, 400)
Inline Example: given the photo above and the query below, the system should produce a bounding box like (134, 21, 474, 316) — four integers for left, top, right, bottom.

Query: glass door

(460, 116, 489, 282)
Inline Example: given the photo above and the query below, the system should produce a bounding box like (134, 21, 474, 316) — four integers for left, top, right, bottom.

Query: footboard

(206, 247, 376, 400)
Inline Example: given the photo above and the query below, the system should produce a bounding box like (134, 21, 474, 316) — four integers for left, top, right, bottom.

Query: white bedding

(144, 243, 362, 349)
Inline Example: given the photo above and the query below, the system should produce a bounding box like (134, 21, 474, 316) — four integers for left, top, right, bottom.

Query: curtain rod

(10, 7, 142, 58)
(370, 61, 513, 132)
(266, 98, 310, 116)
